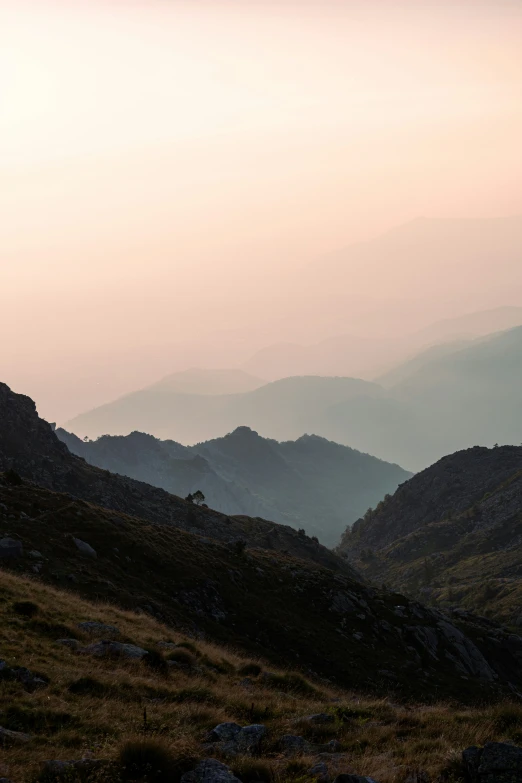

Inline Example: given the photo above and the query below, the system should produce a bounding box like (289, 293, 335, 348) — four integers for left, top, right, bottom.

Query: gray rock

(73, 538, 97, 558)
(29, 550, 44, 559)
(235, 724, 266, 754)
(304, 713, 335, 724)
(78, 621, 119, 636)
(157, 641, 179, 650)
(0, 538, 23, 558)
(308, 762, 330, 782)
(210, 723, 242, 742)
(181, 759, 242, 783)
(81, 641, 148, 660)
(0, 664, 48, 691)
(463, 742, 522, 782)
(0, 725, 31, 745)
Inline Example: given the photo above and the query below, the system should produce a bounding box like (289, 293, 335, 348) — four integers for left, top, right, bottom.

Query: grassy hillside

(3, 473, 522, 706)
(338, 447, 522, 625)
(3, 569, 522, 783)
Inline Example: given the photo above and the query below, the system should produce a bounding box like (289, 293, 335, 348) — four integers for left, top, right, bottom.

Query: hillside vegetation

(3, 569, 522, 783)
(338, 446, 522, 625)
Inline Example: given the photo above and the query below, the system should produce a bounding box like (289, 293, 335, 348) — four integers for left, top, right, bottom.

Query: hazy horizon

(2, 0, 522, 421)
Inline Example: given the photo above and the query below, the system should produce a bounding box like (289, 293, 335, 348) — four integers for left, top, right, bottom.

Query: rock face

(463, 742, 522, 782)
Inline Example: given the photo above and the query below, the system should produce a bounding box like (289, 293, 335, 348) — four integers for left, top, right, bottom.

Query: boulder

(209, 723, 242, 742)
(235, 724, 266, 754)
(81, 641, 148, 660)
(305, 713, 335, 724)
(0, 538, 23, 558)
(73, 538, 97, 558)
(181, 759, 242, 783)
(0, 725, 31, 745)
(0, 663, 48, 691)
(463, 742, 522, 782)
(208, 723, 266, 756)
(308, 762, 330, 782)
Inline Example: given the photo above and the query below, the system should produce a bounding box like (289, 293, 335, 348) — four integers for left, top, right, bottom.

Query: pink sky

(1, 0, 522, 420)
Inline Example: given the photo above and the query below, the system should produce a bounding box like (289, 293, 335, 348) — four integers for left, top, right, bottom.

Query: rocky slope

(4, 571, 522, 783)
(0, 382, 349, 575)
(3, 472, 522, 704)
(338, 446, 522, 624)
(57, 426, 411, 546)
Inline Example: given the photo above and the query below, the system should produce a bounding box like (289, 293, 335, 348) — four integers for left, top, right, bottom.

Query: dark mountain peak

(339, 443, 522, 558)
(228, 425, 260, 440)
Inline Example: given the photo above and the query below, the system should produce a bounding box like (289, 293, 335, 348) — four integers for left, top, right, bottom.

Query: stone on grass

(82, 640, 148, 660)
(181, 759, 242, 783)
(209, 723, 242, 742)
(463, 742, 522, 783)
(73, 538, 97, 558)
(0, 538, 23, 558)
(0, 726, 31, 745)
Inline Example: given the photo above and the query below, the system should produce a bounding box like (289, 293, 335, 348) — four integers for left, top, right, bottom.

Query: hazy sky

(1, 0, 522, 419)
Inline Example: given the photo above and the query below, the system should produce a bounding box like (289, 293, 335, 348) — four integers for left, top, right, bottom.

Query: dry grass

(2, 570, 522, 783)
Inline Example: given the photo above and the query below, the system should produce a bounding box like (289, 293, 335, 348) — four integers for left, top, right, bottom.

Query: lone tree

(193, 490, 205, 506)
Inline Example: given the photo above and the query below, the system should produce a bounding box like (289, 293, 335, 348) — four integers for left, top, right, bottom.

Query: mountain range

(338, 444, 522, 626)
(3, 379, 522, 707)
(66, 324, 522, 470)
(57, 425, 411, 546)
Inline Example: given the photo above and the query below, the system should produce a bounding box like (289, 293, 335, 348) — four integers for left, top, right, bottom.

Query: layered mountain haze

(57, 425, 411, 546)
(65, 324, 522, 471)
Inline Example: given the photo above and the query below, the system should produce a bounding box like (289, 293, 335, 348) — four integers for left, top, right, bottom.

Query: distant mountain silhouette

(149, 367, 265, 395)
(57, 425, 411, 546)
(65, 325, 522, 471)
(242, 306, 522, 383)
(65, 376, 383, 444)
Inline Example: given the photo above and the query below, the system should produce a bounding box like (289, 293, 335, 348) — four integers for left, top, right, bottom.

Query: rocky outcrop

(463, 742, 522, 782)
